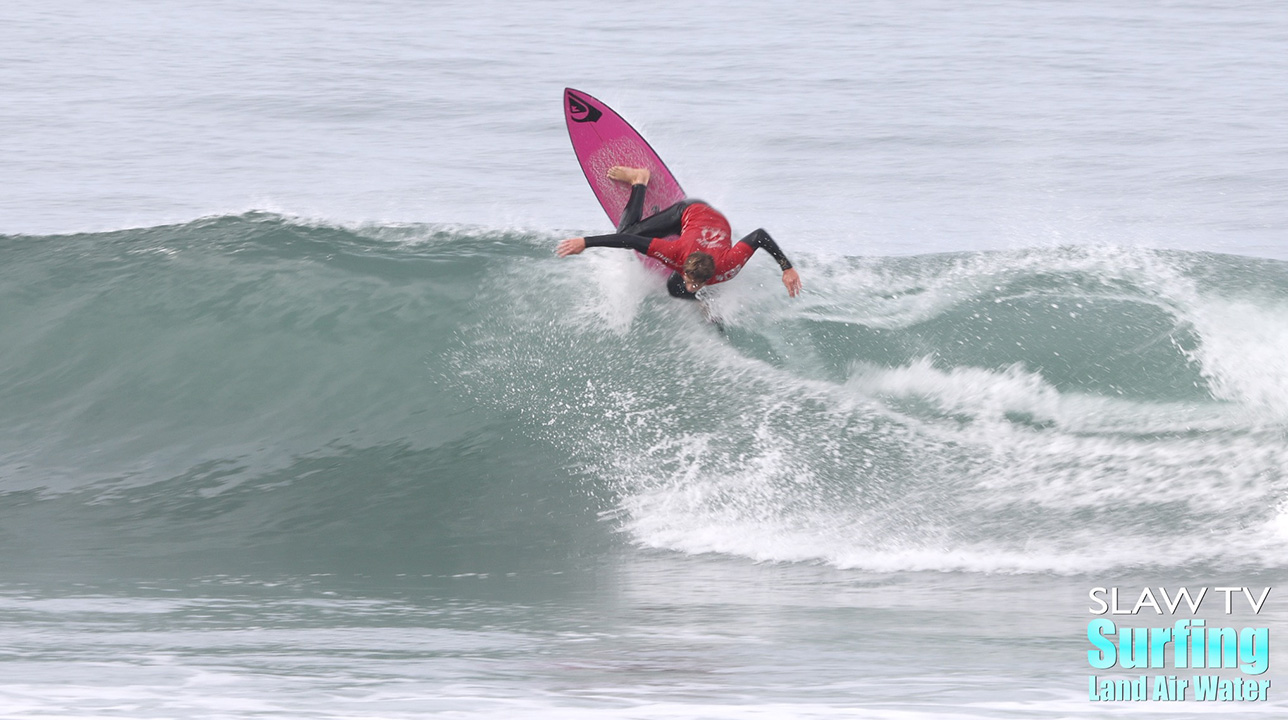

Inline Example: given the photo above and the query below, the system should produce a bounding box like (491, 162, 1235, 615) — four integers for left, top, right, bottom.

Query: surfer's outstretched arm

(739, 228, 793, 270)
(738, 228, 801, 297)
(556, 233, 654, 257)
(558, 178, 688, 258)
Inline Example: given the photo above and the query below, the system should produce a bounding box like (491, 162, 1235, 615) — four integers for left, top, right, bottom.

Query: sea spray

(4, 215, 1288, 576)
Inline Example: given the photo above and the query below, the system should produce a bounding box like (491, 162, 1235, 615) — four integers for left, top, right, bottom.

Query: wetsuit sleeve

(583, 233, 653, 254)
(739, 228, 793, 271)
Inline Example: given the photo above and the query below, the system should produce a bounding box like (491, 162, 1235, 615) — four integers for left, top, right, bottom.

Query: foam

(591, 247, 1288, 574)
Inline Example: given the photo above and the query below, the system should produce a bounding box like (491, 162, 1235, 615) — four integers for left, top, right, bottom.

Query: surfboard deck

(564, 88, 683, 274)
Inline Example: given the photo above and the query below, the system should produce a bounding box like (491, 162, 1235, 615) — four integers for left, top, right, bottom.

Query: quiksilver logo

(567, 91, 603, 123)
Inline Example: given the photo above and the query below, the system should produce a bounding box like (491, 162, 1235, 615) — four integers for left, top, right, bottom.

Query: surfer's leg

(611, 166, 654, 232)
(621, 200, 692, 238)
(617, 183, 650, 232)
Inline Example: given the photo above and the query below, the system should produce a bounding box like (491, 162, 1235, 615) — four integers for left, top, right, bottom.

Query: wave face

(3, 214, 1288, 575)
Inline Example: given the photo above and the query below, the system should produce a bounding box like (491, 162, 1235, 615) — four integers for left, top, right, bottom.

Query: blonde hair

(684, 252, 716, 284)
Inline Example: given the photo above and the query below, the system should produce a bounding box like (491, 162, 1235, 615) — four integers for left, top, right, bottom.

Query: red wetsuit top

(642, 203, 754, 285)
(582, 190, 792, 299)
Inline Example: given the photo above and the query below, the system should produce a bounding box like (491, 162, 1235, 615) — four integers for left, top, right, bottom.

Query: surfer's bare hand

(782, 268, 802, 297)
(557, 237, 586, 257)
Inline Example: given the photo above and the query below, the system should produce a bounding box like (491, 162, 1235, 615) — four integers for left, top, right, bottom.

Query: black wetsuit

(583, 184, 793, 299)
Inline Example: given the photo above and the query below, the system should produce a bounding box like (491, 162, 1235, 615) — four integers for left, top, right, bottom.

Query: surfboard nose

(565, 88, 602, 124)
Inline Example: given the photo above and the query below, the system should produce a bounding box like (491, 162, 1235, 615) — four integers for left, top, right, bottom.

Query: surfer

(556, 166, 802, 300)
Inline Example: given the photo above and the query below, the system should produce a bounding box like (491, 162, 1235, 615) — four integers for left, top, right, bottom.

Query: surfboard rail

(563, 88, 686, 273)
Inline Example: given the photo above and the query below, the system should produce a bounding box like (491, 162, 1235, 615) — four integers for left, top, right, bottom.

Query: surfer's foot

(608, 166, 650, 186)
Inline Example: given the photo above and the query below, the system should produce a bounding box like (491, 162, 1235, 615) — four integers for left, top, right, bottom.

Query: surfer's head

(682, 252, 716, 292)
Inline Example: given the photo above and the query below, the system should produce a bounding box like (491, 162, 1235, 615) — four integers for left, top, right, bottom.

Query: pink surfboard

(564, 88, 684, 273)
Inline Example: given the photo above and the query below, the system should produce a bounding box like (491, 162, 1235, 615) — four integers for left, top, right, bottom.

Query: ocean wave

(3, 214, 1287, 574)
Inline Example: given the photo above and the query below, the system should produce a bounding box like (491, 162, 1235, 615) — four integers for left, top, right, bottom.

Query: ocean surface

(3, 1, 1288, 717)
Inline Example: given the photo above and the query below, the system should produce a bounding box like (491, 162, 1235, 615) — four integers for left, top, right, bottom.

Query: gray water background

(3, 1, 1288, 718)
(4, 1, 1285, 257)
